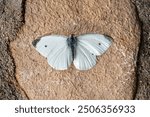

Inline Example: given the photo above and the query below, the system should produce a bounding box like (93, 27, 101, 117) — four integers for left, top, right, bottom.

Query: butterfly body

(67, 34, 77, 60)
(32, 34, 112, 70)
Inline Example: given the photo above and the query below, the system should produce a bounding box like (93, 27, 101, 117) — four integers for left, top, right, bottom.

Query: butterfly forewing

(77, 34, 112, 55)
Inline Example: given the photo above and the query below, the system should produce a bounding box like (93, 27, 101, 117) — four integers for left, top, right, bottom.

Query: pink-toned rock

(10, 0, 140, 99)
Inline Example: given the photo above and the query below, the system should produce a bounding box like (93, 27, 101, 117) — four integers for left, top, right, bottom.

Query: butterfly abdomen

(67, 34, 77, 60)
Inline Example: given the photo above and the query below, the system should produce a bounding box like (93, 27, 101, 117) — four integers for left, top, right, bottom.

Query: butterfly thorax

(67, 34, 77, 60)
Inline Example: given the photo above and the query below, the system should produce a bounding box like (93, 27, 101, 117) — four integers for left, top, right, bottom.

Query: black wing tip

(32, 38, 41, 47)
(104, 34, 113, 42)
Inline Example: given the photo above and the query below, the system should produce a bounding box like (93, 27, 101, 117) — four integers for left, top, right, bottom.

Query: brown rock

(10, 0, 140, 99)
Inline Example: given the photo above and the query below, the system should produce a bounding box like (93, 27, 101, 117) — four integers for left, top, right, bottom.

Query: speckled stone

(0, 0, 28, 99)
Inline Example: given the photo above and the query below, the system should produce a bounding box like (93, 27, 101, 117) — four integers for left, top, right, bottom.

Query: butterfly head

(67, 34, 77, 46)
(70, 34, 75, 39)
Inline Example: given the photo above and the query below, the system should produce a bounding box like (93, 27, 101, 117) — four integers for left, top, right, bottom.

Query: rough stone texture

(0, 0, 28, 99)
(10, 0, 140, 99)
(132, 0, 150, 99)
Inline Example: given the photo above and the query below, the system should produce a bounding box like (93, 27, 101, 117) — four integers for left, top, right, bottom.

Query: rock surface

(10, 0, 140, 99)
(0, 0, 28, 99)
(133, 0, 150, 99)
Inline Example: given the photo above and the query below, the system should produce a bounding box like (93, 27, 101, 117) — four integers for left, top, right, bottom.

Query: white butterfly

(32, 34, 112, 70)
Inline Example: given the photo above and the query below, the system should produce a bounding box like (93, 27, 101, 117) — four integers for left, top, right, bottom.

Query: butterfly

(32, 33, 112, 70)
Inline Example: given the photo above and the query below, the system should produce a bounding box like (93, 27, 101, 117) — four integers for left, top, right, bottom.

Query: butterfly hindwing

(47, 45, 72, 70)
(34, 35, 73, 70)
(73, 42, 97, 70)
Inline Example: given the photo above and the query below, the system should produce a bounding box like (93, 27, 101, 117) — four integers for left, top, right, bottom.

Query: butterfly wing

(73, 43, 97, 70)
(73, 34, 112, 70)
(33, 35, 73, 70)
